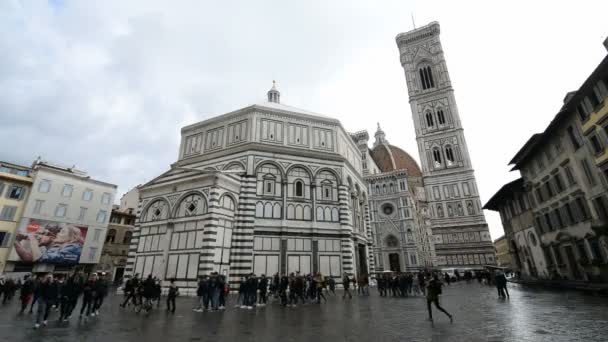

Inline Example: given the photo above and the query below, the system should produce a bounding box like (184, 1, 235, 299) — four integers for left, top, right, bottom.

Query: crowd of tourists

(1, 271, 110, 329)
(0, 267, 518, 327)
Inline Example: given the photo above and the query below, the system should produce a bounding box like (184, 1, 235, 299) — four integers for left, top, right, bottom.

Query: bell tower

(395, 22, 495, 267)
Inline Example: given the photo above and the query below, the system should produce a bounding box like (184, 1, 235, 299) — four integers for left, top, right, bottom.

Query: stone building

(395, 22, 495, 267)
(484, 179, 546, 278)
(493, 235, 512, 269)
(98, 187, 138, 283)
(352, 126, 435, 272)
(126, 84, 378, 290)
(0, 161, 32, 274)
(486, 39, 608, 283)
(6, 160, 117, 275)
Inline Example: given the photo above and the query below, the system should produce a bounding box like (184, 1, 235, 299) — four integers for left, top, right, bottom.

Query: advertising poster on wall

(10, 218, 88, 264)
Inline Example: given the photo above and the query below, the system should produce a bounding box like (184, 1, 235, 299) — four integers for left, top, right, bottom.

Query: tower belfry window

(419, 66, 435, 90)
(432, 148, 442, 168)
(445, 145, 455, 165)
(437, 109, 446, 125)
(426, 112, 434, 127)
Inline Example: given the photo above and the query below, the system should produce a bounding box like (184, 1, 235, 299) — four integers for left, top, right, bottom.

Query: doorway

(388, 253, 401, 272)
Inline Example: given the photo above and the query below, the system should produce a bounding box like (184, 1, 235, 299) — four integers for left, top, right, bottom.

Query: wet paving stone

(0, 282, 606, 342)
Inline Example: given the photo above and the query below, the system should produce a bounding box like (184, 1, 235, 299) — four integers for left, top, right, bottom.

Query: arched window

(175, 193, 207, 218)
(432, 148, 442, 168)
(426, 112, 434, 127)
(105, 229, 116, 243)
(389, 183, 394, 193)
(123, 231, 132, 244)
(419, 66, 435, 90)
(445, 145, 455, 165)
(437, 109, 446, 125)
(143, 200, 169, 222)
(294, 180, 304, 197)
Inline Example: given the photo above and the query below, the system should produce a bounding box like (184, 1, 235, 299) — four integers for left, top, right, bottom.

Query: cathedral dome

(370, 144, 422, 176)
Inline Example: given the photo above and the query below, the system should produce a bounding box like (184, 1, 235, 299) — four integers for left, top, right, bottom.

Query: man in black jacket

(93, 272, 109, 315)
(35, 274, 57, 329)
(19, 275, 34, 314)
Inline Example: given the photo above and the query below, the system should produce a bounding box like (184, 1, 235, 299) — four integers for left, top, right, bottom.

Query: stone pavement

(0, 282, 606, 342)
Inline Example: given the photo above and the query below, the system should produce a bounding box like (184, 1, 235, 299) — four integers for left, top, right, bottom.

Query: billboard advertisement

(10, 218, 88, 264)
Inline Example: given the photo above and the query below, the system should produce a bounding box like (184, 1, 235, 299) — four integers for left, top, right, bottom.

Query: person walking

(426, 274, 452, 324)
(166, 279, 179, 313)
(342, 274, 352, 300)
(34, 274, 56, 329)
(327, 277, 336, 295)
(495, 271, 510, 299)
(80, 274, 97, 318)
(19, 275, 34, 314)
(29, 276, 42, 314)
(59, 272, 82, 322)
(258, 275, 268, 306)
(314, 273, 327, 303)
(93, 272, 109, 315)
(279, 274, 289, 306)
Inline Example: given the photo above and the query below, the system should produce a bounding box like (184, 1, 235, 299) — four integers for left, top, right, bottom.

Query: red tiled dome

(370, 144, 422, 176)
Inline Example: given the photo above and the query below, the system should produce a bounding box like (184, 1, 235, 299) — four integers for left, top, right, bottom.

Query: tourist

(279, 273, 289, 306)
(426, 274, 453, 324)
(34, 274, 56, 329)
(19, 275, 34, 314)
(258, 274, 268, 306)
(495, 271, 509, 299)
(80, 274, 97, 318)
(166, 278, 179, 313)
(314, 272, 327, 303)
(59, 272, 82, 321)
(93, 272, 109, 315)
(327, 276, 336, 295)
(342, 274, 352, 300)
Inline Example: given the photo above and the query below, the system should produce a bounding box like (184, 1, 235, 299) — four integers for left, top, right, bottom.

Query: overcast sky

(2, 0, 607, 240)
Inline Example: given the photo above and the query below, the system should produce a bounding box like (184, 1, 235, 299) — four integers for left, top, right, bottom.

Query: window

(55, 204, 67, 218)
(62, 184, 73, 198)
(535, 188, 544, 203)
(322, 183, 332, 200)
(432, 148, 442, 167)
(425, 112, 434, 127)
(445, 146, 455, 165)
(545, 182, 554, 198)
(96, 210, 107, 223)
(581, 159, 596, 185)
(544, 213, 553, 231)
(78, 207, 88, 221)
(437, 109, 446, 125)
(575, 197, 591, 221)
(553, 209, 564, 229)
(564, 165, 577, 186)
(553, 174, 564, 193)
(0, 206, 17, 221)
(33, 200, 44, 214)
(588, 238, 604, 262)
(592, 196, 608, 221)
(399, 181, 406, 191)
(0, 231, 12, 247)
(577, 102, 589, 121)
(567, 126, 581, 150)
(382, 203, 395, 216)
(294, 180, 304, 197)
(263, 179, 274, 195)
(7, 185, 25, 200)
(82, 189, 93, 201)
(38, 179, 51, 193)
(419, 65, 435, 90)
(543, 246, 554, 266)
(123, 231, 133, 244)
(93, 228, 102, 242)
(590, 135, 603, 154)
(588, 92, 601, 109)
(576, 240, 589, 264)
(105, 229, 116, 243)
(101, 192, 112, 205)
(564, 203, 577, 225)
